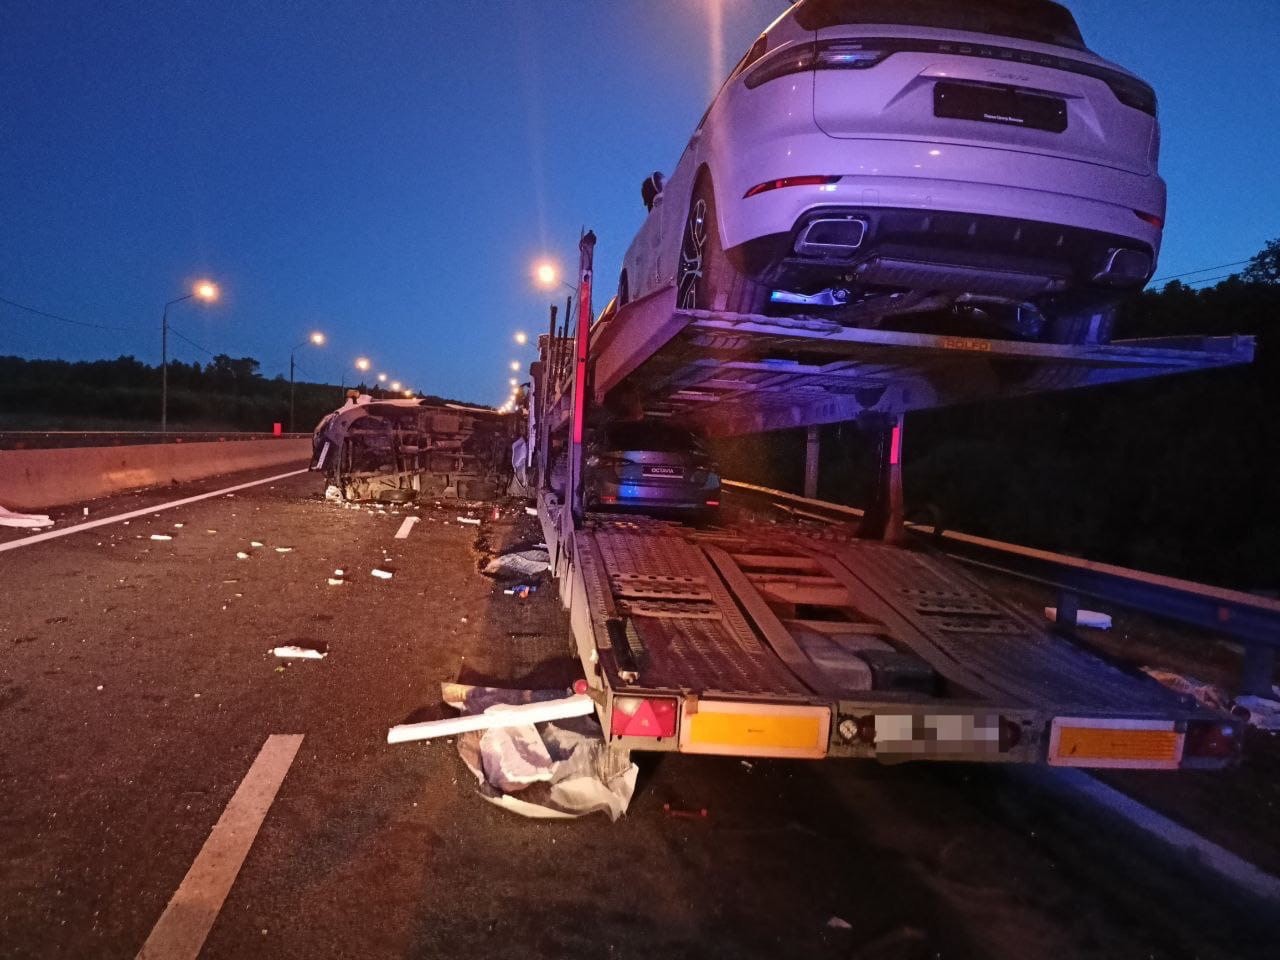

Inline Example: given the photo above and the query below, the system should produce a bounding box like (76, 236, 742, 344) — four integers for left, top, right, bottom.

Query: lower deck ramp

(590, 522, 809, 697)
(820, 539, 1185, 716)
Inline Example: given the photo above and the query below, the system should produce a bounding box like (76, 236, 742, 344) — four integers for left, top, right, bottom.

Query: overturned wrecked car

(311, 397, 513, 502)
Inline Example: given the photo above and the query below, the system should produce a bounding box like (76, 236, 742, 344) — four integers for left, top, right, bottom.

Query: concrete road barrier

(0, 438, 312, 510)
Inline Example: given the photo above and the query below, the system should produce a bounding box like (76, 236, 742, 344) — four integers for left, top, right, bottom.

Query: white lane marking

(136, 734, 304, 960)
(394, 516, 419, 539)
(0, 468, 308, 555)
(1029, 767, 1280, 903)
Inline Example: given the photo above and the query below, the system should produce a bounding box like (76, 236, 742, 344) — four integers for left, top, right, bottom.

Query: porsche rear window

(794, 0, 1087, 51)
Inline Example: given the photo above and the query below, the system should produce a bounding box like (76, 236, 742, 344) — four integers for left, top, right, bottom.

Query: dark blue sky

(2, 1, 1277, 406)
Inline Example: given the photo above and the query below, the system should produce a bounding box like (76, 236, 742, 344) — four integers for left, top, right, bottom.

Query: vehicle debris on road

(371, 567, 394, 580)
(1043, 607, 1113, 629)
(272, 644, 328, 659)
(0, 505, 53, 529)
(483, 548, 551, 578)
(438, 683, 638, 821)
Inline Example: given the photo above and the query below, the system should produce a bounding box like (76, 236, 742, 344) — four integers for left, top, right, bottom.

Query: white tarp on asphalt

(444, 684, 638, 820)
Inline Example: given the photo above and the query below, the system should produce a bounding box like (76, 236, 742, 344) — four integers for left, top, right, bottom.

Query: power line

(1183, 273, 1238, 288)
(1151, 260, 1250, 283)
(167, 325, 217, 359)
(0, 294, 137, 332)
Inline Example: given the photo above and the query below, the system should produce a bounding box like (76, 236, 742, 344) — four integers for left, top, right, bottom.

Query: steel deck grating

(592, 528, 810, 696)
(830, 541, 1181, 712)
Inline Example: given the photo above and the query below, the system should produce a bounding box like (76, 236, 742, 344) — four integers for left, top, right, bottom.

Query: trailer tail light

(744, 175, 840, 199)
(611, 696, 678, 739)
(1183, 719, 1240, 760)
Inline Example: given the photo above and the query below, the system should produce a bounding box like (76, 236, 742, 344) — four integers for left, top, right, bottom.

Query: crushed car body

(311, 397, 512, 502)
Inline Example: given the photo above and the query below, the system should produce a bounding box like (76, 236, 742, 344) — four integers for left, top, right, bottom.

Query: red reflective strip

(705, 500, 720, 506)
(744, 175, 840, 199)
(889, 421, 902, 465)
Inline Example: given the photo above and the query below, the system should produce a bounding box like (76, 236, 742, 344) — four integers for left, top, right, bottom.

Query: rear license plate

(873, 713, 1001, 756)
(642, 465, 682, 477)
(680, 700, 830, 759)
(1048, 717, 1183, 769)
(934, 81, 1067, 133)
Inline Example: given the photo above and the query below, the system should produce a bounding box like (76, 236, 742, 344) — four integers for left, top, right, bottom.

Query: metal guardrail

(725, 479, 1280, 696)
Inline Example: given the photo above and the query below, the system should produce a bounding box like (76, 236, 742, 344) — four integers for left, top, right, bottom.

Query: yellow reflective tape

(687, 711, 822, 750)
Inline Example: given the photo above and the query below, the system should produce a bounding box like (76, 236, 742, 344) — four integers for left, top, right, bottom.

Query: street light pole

(288, 332, 326, 433)
(160, 294, 190, 434)
(160, 281, 218, 433)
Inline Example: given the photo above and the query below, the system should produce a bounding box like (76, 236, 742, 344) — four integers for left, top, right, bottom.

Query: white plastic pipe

(386, 693, 595, 744)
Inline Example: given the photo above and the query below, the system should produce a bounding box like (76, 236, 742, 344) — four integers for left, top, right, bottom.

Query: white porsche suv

(620, 0, 1164, 344)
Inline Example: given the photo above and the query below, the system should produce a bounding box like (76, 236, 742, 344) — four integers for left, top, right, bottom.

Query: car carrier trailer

(527, 230, 1255, 770)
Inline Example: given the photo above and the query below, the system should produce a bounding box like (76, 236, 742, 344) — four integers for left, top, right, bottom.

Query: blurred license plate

(643, 465, 682, 477)
(874, 713, 1000, 756)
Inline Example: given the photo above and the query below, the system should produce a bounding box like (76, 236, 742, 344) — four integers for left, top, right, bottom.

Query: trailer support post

(857, 413, 905, 542)
(804, 425, 820, 499)
(1239, 644, 1277, 698)
(566, 230, 596, 525)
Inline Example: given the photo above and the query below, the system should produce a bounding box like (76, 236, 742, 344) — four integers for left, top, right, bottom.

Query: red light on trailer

(744, 175, 841, 198)
(611, 696, 678, 738)
(705, 500, 720, 506)
(889, 421, 902, 465)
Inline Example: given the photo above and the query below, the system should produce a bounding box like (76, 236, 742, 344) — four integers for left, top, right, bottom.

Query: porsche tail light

(744, 40, 890, 90)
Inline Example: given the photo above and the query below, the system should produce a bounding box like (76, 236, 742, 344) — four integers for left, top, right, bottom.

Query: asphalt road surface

(2, 469, 1276, 959)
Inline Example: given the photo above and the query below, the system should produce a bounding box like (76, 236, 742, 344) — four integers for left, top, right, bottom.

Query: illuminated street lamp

(355, 357, 371, 373)
(509, 360, 520, 372)
(161, 279, 219, 432)
(514, 331, 528, 345)
(390, 380, 401, 391)
(403, 389, 413, 398)
(289, 331, 326, 433)
(377, 373, 388, 383)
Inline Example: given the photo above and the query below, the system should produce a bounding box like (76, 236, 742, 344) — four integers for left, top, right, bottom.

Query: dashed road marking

(136, 734, 304, 960)
(0, 468, 308, 555)
(394, 516, 419, 539)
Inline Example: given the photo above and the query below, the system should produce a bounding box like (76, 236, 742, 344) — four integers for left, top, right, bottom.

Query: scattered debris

(1233, 692, 1280, 731)
(0, 505, 53, 529)
(371, 567, 394, 580)
(327, 578, 346, 586)
(662, 803, 709, 820)
(1043, 607, 1112, 629)
(149, 534, 173, 541)
(250, 541, 264, 548)
(274, 547, 293, 553)
(503, 585, 537, 598)
(1142, 670, 1280, 731)
(525, 506, 537, 517)
(456, 516, 481, 526)
(827, 916, 852, 931)
(206, 529, 217, 534)
(1141, 668, 1231, 712)
(173, 523, 184, 529)
(484, 548, 551, 578)
(235, 551, 250, 560)
(96, 685, 104, 692)
(83, 507, 89, 517)
(272, 644, 328, 660)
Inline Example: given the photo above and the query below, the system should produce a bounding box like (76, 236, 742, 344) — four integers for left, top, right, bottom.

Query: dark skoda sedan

(585, 421, 720, 514)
